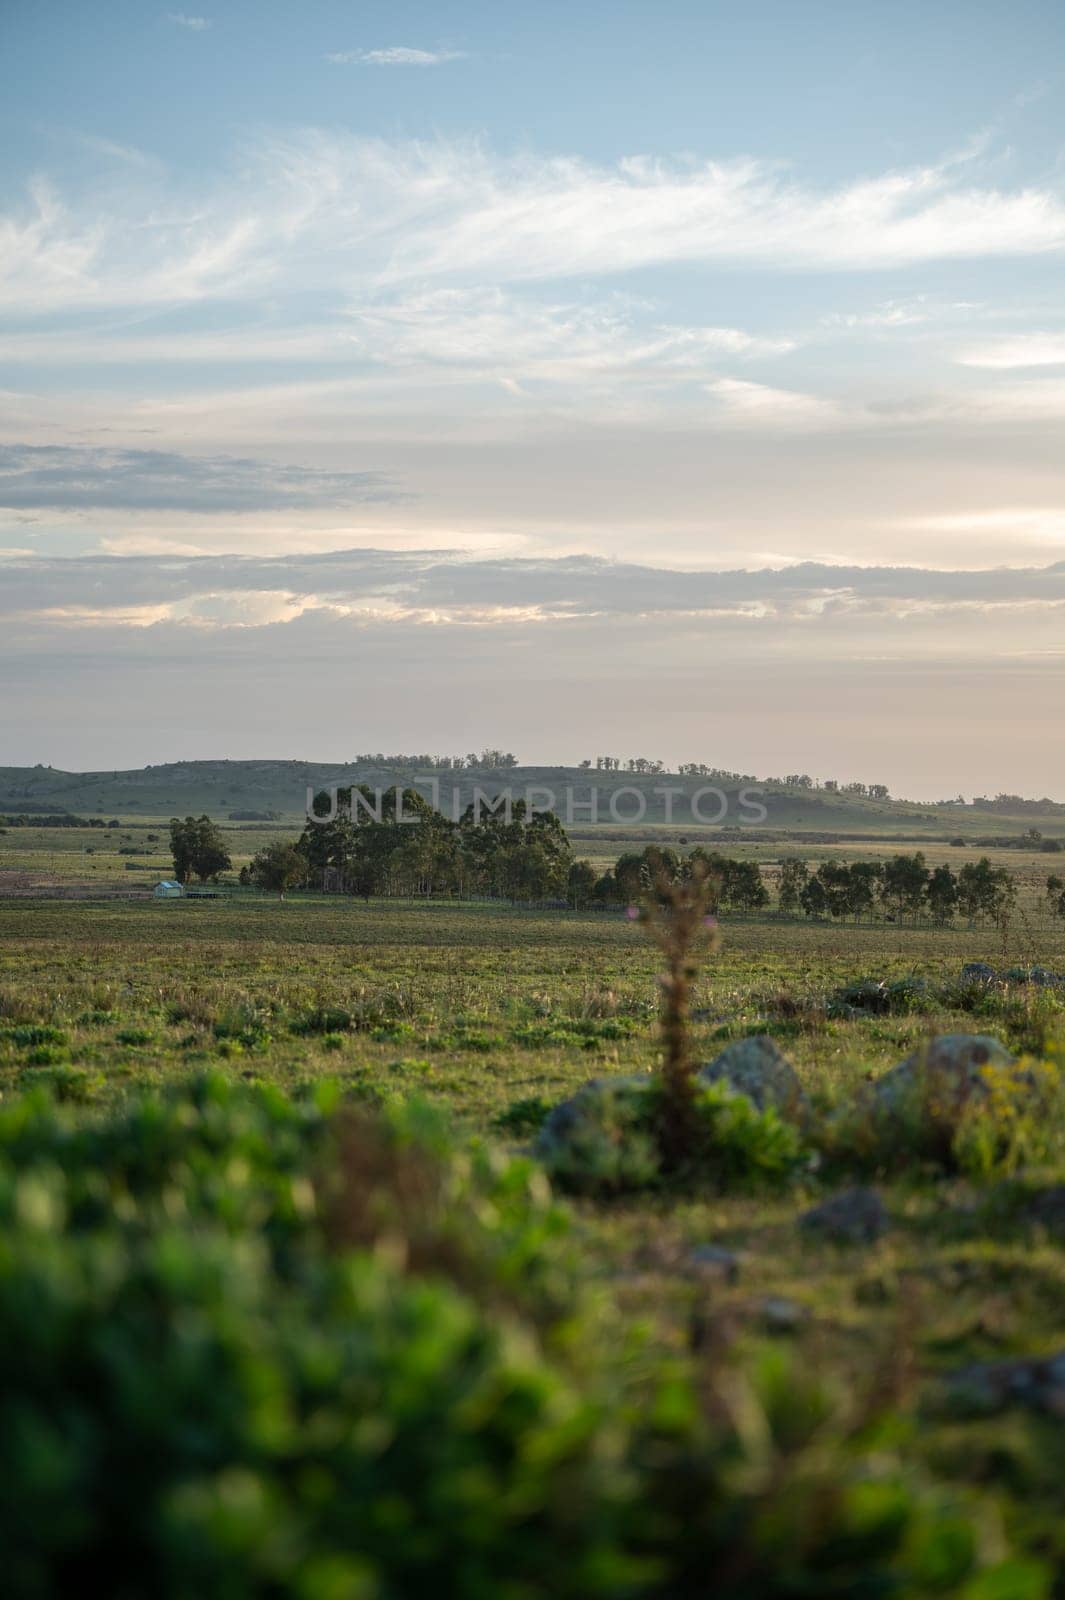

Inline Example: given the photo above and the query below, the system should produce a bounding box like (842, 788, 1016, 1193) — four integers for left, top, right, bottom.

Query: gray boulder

(758, 1296, 806, 1334)
(873, 1033, 1018, 1117)
(1024, 1185, 1065, 1235)
(698, 1036, 806, 1115)
(533, 1076, 659, 1194)
(689, 1245, 741, 1284)
(800, 1187, 888, 1244)
(960, 962, 996, 986)
(941, 1351, 1065, 1418)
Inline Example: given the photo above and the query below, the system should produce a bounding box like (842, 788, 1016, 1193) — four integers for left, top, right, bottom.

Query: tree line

(171, 805, 1063, 925)
(243, 788, 574, 902)
(778, 853, 1016, 924)
(562, 845, 1025, 924)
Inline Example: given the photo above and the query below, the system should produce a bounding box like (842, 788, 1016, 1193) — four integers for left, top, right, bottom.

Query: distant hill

(1, 760, 1063, 839)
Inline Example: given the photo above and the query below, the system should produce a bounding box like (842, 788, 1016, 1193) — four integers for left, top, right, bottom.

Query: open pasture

(3, 894, 1065, 1588)
(2, 895, 1064, 1113)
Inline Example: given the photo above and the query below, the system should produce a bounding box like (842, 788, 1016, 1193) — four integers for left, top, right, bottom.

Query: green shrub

(536, 1077, 806, 1197)
(369, 1020, 416, 1043)
(212, 1004, 272, 1051)
(4, 1024, 68, 1048)
(21, 1065, 105, 1103)
(116, 1026, 155, 1046)
(0, 1077, 1042, 1598)
(290, 1005, 355, 1036)
(25, 1044, 71, 1067)
(952, 1058, 1065, 1180)
(494, 1095, 554, 1137)
(811, 1056, 1065, 1182)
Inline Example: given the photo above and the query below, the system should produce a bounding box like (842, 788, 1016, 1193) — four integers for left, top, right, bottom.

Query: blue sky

(3, 1, 1065, 792)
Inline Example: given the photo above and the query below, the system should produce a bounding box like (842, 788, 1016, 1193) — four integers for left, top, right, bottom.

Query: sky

(2, 0, 1065, 796)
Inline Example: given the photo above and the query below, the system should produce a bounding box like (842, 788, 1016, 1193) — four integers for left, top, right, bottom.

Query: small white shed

(153, 880, 184, 899)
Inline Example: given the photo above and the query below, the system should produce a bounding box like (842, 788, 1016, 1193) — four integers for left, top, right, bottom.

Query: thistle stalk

(636, 861, 720, 1172)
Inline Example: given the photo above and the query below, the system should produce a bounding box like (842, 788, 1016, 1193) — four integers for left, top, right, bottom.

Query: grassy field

(3, 886, 1065, 1589)
(4, 812, 1065, 911)
(3, 897, 1064, 1113)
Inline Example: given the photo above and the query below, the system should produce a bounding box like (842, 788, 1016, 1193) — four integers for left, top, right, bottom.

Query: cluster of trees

(780, 853, 1015, 924)
(567, 847, 1022, 925)
(758, 774, 890, 797)
(972, 793, 1065, 816)
(179, 793, 1044, 927)
(574, 846, 768, 912)
(948, 830, 1062, 853)
(818, 780, 891, 800)
(676, 764, 754, 782)
(584, 756, 668, 774)
(238, 810, 1033, 926)
(575, 763, 893, 796)
(244, 789, 574, 901)
(169, 816, 232, 883)
(349, 750, 518, 771)
(563, 847, 1017, 924)
(0, 813, 108, 828)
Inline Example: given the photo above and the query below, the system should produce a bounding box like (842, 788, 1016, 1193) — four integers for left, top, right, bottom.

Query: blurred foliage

(0, 1075, 1043, 1598)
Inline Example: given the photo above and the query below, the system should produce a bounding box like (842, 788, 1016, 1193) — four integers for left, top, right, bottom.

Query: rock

(887, 975, 932, 1009)
(873, 1033, 1018, 1118)
(690, 1245, 741, 1284)
(830, 976, 931, 1020)
(800, 1187, 889, 1244)
(832, 978, 890, 1015)
(960, 962, 996, 985)
(698, 1036, 806, 1115)
(1024, 1185, 1065, 1236)
(941, 1351, 1065, 1418)
(533, 1076, 659, 1194)
(1029, 966, 1063, 988)
(537, 1075, 645, 1140)
(758, 1295, 806, 1334)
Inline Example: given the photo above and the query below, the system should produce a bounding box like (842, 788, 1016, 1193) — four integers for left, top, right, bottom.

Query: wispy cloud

(0, 290, 793, 375)
(958, 334, 1065, 369)
(704, 377, 843, 430)
(0, 445, 402, 513)
(325, 47, 465, 66)
(167, 12, 210, 29)
(822, 298, 932, 330)
(4, 547, 1064, 628)
(4, 133, 1065, 317)
(896, 508, 1065, 544)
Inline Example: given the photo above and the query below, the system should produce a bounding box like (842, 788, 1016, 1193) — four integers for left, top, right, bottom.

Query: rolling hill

(1, 760, 1063, 840)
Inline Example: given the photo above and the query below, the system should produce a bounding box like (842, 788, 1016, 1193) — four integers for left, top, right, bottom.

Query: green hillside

(1, 759, 1063, 840)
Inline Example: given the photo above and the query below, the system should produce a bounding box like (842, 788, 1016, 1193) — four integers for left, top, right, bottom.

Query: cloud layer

(325, 47, 465, 66)
(5, 133, 1065, 316)
(5, 546, 1064, 626)
(0, 445, 400, 513)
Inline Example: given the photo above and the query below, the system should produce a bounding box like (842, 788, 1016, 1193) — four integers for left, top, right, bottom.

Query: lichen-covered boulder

(940, 1351, 1065, 1418)
(698, 1036, 806, 1115)
(960, 962, 996, 986)
(689, 1245, 741, 1284)
(1023, 1185, 1065, 1235)
(800, 1187, 888, 1245)
(873, 1033, 1018, 1119)
(830, 978, 890, 1017)
(533, 1076, 659, 1194)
